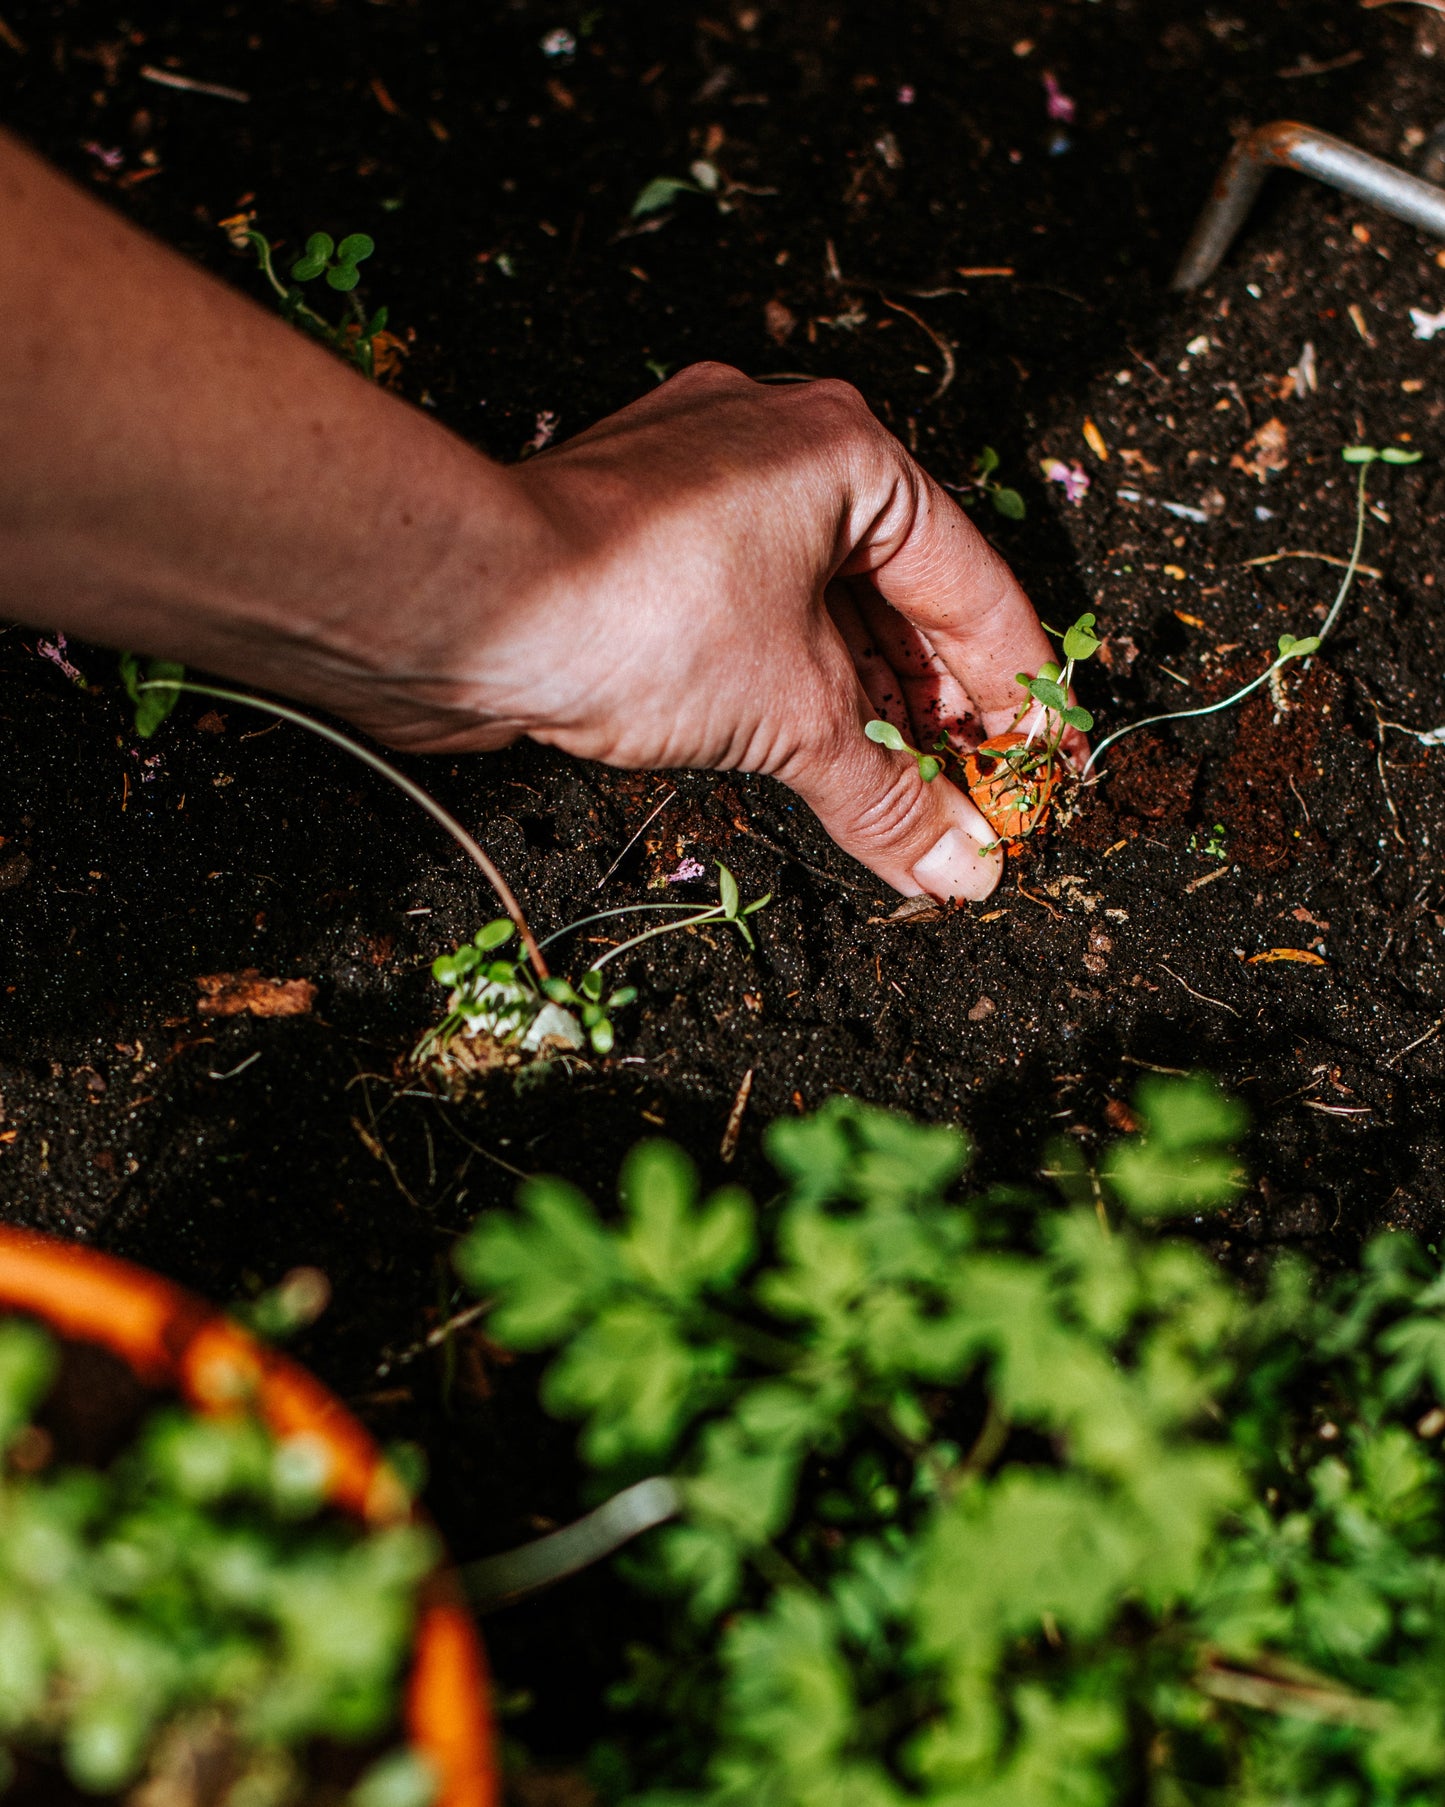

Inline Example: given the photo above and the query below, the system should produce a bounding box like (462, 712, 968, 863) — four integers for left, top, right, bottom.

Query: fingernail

(911, 826, 1002, 901)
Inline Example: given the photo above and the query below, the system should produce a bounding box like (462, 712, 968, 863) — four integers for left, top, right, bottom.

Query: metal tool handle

(1174, 120, 1445, 290)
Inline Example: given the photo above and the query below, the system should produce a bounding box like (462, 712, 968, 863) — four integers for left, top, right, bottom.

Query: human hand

(429, 363, 1070, 901)
(0, 142, 1068, 903)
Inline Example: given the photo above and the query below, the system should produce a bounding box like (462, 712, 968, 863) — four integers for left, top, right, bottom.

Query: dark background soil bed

(4, 0, 1445, 1781)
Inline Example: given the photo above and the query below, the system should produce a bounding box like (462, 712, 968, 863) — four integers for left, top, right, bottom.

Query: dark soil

(4, 0, 1445, 1781)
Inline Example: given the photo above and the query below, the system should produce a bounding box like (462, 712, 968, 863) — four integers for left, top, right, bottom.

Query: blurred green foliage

(0, 1326, 436, 1805)
(461, 1077, 1445, 1806)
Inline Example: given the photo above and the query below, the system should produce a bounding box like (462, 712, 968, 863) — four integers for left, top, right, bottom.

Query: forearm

(0, 130, 540, 734)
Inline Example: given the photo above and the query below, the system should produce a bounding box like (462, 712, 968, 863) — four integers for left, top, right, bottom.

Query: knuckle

(667, 358, 750, 392)
(803, 376, 871, 419)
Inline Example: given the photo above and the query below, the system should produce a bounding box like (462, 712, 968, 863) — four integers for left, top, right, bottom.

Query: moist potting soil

(3, 0, 1445, 1774)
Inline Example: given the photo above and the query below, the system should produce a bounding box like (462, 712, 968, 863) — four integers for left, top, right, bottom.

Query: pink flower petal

(1042, 458, 1090, 505)
(1043, 72, 1076, 124)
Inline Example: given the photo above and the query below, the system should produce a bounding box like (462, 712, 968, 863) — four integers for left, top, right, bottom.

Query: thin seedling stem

(1082, 656, 1288, 780)
(137, 678, 547, 975)
(585, 906, 729, 973)
(1315, 459, 1370, 648)
(537, 902, 707, 952)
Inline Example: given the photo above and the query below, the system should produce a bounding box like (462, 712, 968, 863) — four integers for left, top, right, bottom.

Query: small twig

(730, 819, 878, 895)
(1243, 549, 1383, 579)
(1185, 866, 1230, 895)
(1196, 1660, 1392, 1729)
(353, 1079, 424, 1211)
(426, 1095, 534, 1180)
(1159, 963, 1241, 1017)
(1015, 880, 1062, 920)
(720, 1068, 754, 1164)
(139, 63, 250, 101)
(1368, 702, 1410, 852)
(1120, 1054, 1191, 1076)
(206, 1050, 263, 1081)
(1385, 1013, 1445, 1069)
(376, 1298, 494, 1378)
(596, 788, 676, 890)
(880, 296, 956, 402)
(1287, 774, 1312, 828)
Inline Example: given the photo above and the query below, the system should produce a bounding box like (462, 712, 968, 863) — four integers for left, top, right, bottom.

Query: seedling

(863, 718, 943, 782)
(289, 228, 374, 291)
(958, 445, 1026, 520)
(631, 160, 721, 218)
(1085, 443, 1421, 778)
(119, 650, 185, 739)
(860, 613, 1098, 844)
(419, 919, 636, 1060)
(417, 863, 770, 1067)
(1190, 821, 1228, 860)
(237, 222, 397, 382)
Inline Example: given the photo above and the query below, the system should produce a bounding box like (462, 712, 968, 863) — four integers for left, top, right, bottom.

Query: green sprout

(240, 225, 393, 381)
(289, 229, 374, 291)
(861, 612, 1098, 835)
(863, 719, 944, 782)
(1085, 443, 1421, 780)
(119, 651, 185, 739)
(960, 445, 1026, 521)
(631, 161, 721, 218)
(418, 864, 770, 1065)
(1018, 610, 1100, 746)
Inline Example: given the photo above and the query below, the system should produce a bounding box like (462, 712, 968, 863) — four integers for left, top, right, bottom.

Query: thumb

(780, 684, 1004, 901)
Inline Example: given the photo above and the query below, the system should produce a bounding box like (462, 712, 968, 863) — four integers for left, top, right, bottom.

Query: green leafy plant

(1189, 821, 1228, 860)
(289, 230, 375, 292)
(459, 1076, 1445, 1807)
(118, 651, 185, 740)
(1013, 607, 1100, 747)
(864, 613, 1099, 822)
(0, 1319, 436, 1806)
(1085, 443, 1421, 780)
(959, 445, 1026, 520)
(418, 863, 770, 1065)
(631, 162, 722, 218)
(862, 719, 943, 782)
(239, 224, 394, 382)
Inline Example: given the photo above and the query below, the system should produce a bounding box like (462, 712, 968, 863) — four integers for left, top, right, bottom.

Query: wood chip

(869, 895, 948, 925)
(1231, 417, 1289, 482)
(196, 970, 317, 1016)
(1082, 417, 1108, 460)
(1245, 948, 1328, 966)
(720, 1068, 753, 1163)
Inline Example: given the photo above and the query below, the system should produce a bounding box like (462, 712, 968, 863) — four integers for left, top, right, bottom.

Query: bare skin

(0, 129, 1068, 902)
